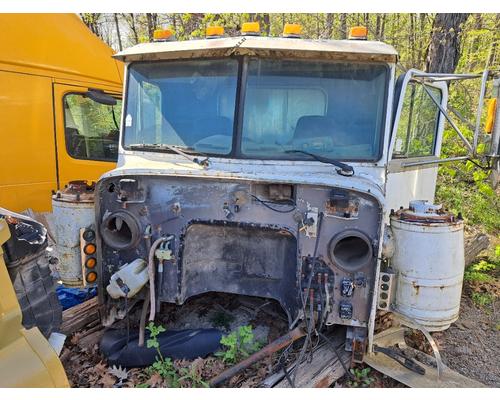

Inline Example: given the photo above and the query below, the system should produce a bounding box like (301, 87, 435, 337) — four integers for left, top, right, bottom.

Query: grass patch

(471, 292, 495, 307)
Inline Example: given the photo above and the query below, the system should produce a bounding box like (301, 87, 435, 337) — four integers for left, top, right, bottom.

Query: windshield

(123, 59, 238, 155)
(123, 58, 388, 161)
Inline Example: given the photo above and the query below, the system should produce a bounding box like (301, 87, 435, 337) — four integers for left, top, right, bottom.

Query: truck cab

(95, 24, 498, 358)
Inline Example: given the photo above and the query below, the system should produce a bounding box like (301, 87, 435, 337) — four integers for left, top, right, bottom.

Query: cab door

(385, 69, 448, 216)
(53, 82, 122, 189)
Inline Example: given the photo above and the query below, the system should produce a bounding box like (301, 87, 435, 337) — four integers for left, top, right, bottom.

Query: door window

(64, 93, 122, 161)
(393, 82, 441, 158)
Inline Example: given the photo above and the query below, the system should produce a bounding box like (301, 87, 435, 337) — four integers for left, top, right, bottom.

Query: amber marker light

(349, 26, 368, 40)
(153, 28, 173, 41)
(86, 271, 97, 283)
(241, 22, 260, 36)
(206, 25, 224, 37)
(283, 23, 302, 38)
(85, 257, 97, 269)
(83, 243, 96, 255)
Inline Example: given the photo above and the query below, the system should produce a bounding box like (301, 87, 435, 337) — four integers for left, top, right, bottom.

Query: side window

(393, 82, 441, 158)
(64, 94, 122, 161)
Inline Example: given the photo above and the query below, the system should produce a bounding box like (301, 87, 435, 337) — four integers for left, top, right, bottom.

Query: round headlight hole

(328, 231, 373, 272)
(101, 211, 141, 250)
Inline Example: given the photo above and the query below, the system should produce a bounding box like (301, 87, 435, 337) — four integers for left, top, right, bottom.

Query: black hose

(318, 331, 354, 380)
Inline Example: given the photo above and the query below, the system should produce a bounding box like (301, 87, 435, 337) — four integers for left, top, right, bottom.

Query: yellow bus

(0, 14, 123, 212)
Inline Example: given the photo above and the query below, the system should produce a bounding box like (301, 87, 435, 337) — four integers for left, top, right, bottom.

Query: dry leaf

(99, 374, 117, 388)
(108, 365, 128, 381)
(146, 373, 164, 388)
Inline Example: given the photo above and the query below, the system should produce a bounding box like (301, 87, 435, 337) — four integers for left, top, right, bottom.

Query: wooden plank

(276, 337, 351, 388)
(60, 297, 99, 335)
(464, 233, 490, 267)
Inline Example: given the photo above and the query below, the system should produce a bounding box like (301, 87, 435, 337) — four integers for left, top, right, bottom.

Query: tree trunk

(114, 13, 123, 51)
(426, 13, 470, 73)
(122, 13, 139, 44)
(339, 13, 347, 39)
(146, 13, 158, 42)
(80, 13, 101, 38)
(325, 13, 333, 39)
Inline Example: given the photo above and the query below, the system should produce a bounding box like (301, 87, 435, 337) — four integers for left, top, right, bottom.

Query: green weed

(216, 325, 262, 365)
(347, 367, 375, 388)
(471, 292, 494, 307)
(145, 322, 181, 387)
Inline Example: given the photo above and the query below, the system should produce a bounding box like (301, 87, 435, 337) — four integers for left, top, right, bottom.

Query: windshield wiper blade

(284, 150, 354, 176)
(128, 143, 209, 168)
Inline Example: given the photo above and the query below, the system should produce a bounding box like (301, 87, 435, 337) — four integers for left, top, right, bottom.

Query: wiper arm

(128, 143, 209, 168)
(285, 150, 354, 176)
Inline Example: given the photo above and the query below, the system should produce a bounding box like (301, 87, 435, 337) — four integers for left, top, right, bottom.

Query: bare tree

(426, 13, 470, 73)
(113, 14, 123, 51)
(80, 13, 102, 38)
(339, 13, 347, 39)
(324, 13, 333, 39)
(121, 14, 139, 45)
(146, 13, 159, 42)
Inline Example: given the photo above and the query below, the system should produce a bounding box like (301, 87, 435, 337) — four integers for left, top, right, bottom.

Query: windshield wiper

(284, 150, 354, 176)
(128, 143, 210, 168)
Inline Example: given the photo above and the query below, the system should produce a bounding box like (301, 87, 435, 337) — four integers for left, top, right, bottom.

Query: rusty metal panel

(113, 36, 398, 63)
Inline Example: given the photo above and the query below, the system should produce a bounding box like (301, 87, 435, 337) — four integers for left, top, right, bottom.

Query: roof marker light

(153, 28, 174, 42)
(241, 22, 260, 36)
(283, 23, 302, 38)
(206, 25, 224, 38)
(349, 26, 368, 40)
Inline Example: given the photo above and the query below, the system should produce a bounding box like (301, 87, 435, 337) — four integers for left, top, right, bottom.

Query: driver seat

(293, 115, 335, 140)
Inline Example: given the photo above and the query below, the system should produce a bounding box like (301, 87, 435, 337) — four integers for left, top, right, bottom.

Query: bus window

(64, 93, 122, 161)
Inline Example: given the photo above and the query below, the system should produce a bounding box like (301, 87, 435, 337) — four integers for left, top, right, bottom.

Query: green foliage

(436, 143, 500, 235)
(347, 367, 375, 388)
(464, 260, 498, 283)
(146, 322, 166, 355)
(216, 325, 262, 364)
(178, 365, 210, 388)
(145, 323, 180, 387)
(471, 292, 494, 307)
(464, 270, 493, 283)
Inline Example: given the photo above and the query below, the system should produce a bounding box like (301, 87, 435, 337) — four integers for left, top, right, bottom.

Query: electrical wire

(292, 212, 324, 386)
(250, 194, 296, 213)
(318, 331, 354, 380)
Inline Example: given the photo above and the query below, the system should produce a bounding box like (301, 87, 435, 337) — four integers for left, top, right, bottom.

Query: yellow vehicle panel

(0, 14, 123, 213)
(0, 70, 57, 212)
(0, 219, 69, 388)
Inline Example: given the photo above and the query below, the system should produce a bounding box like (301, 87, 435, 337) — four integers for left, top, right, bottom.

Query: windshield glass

(123, 58, 388, 161)
(242, 59, 388, 161)
(123, 59, 238, 155)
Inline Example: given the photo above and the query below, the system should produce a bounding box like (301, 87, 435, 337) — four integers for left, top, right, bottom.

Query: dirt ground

(437, 290, 500, 386)
(60, 274, 499, 388)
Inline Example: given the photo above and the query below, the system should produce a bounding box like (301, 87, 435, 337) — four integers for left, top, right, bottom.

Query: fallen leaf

(146, 373, 164, 388)
(109, 365, 129, 381)
(99, 374, 116, 388)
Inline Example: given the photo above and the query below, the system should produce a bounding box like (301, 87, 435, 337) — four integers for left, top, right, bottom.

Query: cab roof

(0, 14, 123, 87)
(114, 36, 398, 64)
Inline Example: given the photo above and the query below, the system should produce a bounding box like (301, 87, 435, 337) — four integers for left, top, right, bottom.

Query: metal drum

(51, 181, 95, 286)
(390, 200, 464, 331)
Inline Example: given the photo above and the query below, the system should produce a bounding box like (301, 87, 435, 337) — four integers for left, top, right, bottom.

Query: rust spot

(412, 281, 420, 295)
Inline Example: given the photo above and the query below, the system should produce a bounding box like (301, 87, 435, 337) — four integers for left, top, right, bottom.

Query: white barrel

(390, 201, 464, 331)
(51, 182, 95, 286)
